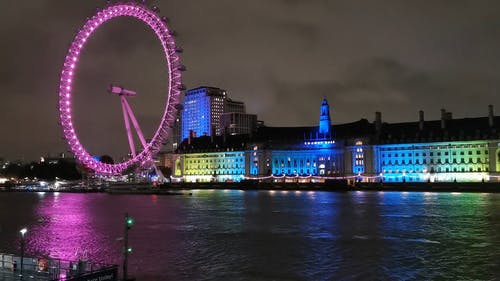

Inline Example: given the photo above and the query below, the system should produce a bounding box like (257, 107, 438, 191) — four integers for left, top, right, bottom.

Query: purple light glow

(27, 194, 119, 263)
(58, 3, 182, 175)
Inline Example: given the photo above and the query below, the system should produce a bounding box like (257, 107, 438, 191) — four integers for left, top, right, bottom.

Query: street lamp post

(19, 228, 27, 279)
(123, 213, 134, 281)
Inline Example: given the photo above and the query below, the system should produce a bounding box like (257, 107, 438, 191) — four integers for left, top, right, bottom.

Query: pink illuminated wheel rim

(58, 3, 183, 175)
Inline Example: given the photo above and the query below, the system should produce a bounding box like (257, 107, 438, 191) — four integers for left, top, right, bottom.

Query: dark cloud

(1, 0, 500, 160)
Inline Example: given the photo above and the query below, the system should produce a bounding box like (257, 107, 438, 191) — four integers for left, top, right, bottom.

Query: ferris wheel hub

(108, 85, 137, 97)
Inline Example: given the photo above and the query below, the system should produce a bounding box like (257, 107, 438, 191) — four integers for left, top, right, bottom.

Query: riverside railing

(0, 253, 117, 281)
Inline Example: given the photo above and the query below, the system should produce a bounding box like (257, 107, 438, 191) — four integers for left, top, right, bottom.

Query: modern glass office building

(181, 87, 249, 142)
(181, 87, 225, 140)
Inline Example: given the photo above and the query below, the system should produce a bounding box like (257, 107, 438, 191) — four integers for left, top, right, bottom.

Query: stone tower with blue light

(319, 98, 331, 135)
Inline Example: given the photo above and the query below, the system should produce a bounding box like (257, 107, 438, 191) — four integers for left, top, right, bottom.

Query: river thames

(0, 190, 499, 280)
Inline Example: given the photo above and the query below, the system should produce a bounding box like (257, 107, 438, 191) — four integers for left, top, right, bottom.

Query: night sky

(1, 1, 499, 161)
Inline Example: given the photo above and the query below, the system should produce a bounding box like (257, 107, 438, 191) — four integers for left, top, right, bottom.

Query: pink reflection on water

(27, 193, 117, 263)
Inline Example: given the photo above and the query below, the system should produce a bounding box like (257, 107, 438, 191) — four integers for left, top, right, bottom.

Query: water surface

(0, 190, 499, 280)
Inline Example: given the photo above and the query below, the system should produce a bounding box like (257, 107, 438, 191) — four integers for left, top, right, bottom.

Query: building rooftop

(377, 116, 500, 144)
(177, 113, 500, 152)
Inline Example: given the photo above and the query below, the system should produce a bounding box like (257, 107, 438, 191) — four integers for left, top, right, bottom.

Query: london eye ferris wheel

(58, 2, 184, 176)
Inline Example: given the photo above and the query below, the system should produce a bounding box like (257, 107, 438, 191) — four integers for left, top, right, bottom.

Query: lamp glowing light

(20, 228, 27, 236)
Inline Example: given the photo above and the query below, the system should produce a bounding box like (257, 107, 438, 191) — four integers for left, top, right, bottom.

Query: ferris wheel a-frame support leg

(120, 96, 165, 181)
(121, 96, 137, 157)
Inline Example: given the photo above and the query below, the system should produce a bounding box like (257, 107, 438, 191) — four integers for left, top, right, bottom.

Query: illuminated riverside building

(172, 135, 249, 182)
(374, 141, 492, 182)
(173, 99, 500, 183)
(371, 107, 500, 183)
(174, 150, 246, 182)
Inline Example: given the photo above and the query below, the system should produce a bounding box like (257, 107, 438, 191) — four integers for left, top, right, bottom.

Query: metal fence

(0, 253, 117, 281)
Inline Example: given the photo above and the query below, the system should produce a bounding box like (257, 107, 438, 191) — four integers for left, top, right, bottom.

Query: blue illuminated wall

(247, 140, 342, 177)
(352, 141, 366, 175)
(181, 88, 211, 140)
(271, 150, 319, 176)
(270, 146, 342, 176)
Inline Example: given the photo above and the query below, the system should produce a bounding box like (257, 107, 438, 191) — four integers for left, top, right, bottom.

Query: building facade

(173, 99, 500, 183)
(220, 112, 257, 136)
(225, 98, 245, 114)
(373, 141, 494, 182)
(173, 150, 246, 182)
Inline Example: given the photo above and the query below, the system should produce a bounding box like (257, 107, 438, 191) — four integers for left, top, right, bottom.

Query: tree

(100, 155, 114, 164)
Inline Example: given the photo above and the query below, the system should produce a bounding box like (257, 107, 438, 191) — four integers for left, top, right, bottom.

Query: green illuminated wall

(182, 151, 246, 182)
(496, 147, 500, 172)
